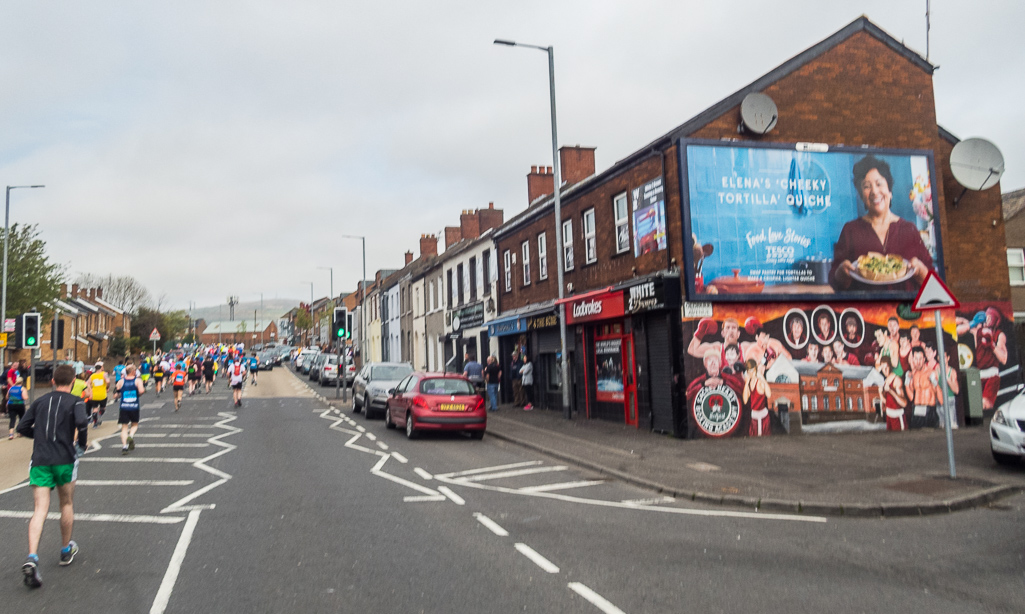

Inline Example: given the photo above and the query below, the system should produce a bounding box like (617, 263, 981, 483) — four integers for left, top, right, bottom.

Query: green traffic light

(27, 337, 36, 346)
(336, 329, 345, 337)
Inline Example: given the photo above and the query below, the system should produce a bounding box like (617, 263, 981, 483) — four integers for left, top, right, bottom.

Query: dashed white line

(365, 432, 377, 441)
(514, 543, 560, 573)
(461, 465, 568, 482)
(355, 425, 366, 433)
(473, 513, 509, 536)
(376, 441, 389, 451)
(437, 460, 542, 479)
(413, 467, 433, 480)
(518, 480, 605, 493)
(403, 495, 446, 502)
(437, 486, 465, 505)
(391, 452, 408, 464)
(568, 582, 626, 614)
(136, 443, 211, 448)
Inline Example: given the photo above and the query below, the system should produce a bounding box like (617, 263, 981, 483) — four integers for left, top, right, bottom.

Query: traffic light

(50, 318, 65, 350)
(21, 313, 41, 349)
(346, 313, 353, 339)
(332, 307, 348, 340)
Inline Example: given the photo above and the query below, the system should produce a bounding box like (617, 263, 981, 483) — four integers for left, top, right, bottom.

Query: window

(503, 250, 512, 292)
(811, 396, 817, 411)
(614, 193, 630, 253)
(482, 249, 492, 295)
(857, 397, 864, 411)
(429, 281, 435, 312)
(847, 397, 854, 411)
(456, 263, 464, 305)
(823, 396, 830, 411)
(469, 256, 478, 300)
(802, 395, 808, 411)
(583, 208, 596, 264)
(537, 233, 548, 280)
(522, 241, 531, 286)
(1009, 248, 1025, 285)
(562, 220, 574, 271)
(447, 269, 453, 307)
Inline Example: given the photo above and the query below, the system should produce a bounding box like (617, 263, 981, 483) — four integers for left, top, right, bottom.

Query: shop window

(447, 269, 454, 306)
(521, 241, 531, 286)
(538, 233, 548, 280)
(1009, 248, 1025, 285)
(545, 354, 562, 390)
(503, 250, 512, 292)
(614, 193, 630, 254)
(582, 208, 596, 264)
(562, 219, 574, 271)
(482, 249, 492, 295)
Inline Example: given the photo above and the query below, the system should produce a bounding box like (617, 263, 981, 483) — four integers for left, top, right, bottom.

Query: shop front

(444, 300, 487, 372)
(487, 302, 563, 409)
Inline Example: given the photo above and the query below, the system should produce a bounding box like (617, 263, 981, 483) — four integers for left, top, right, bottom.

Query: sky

(1, 1, 1022, 313)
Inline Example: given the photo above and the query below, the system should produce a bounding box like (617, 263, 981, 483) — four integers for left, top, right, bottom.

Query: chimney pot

(404, 251, 414, 266)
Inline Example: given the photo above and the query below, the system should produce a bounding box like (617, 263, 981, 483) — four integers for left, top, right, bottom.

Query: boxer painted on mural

(956, 307, 1008, 410)
(832, 339, 860, 366)
(909, 325, 923, 348)
(721, 344, 744, 376)
(879, 360, 908, 431)
(686, 349, 743, 400)
(787, 315, 808, 348)
(873, 328, 901, 376)
(815, 311, 835, 343)
(742, 317, 791, 364)
(898, 335, 913, 374)
(843, 315, 861, 345)
(688, 317, 742, 367)
(742, 358, 772, 437)
(803, 343, 820, 363)
(905, 346, 940, 428)
(821, 344, 835, 366)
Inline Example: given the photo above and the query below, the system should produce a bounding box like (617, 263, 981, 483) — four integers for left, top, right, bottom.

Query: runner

(248, 352, 259, 386)
(7, 375, 26, 439)
(187, 357, 200, 395)
(170, 363, 187, 411)
(70, 372, 90, 400)
(229, 356, 247, 407)
(17, 364, 89, 588)
(139, 357, 152, 390)
(203, 352, 216, 393)
(86, 362, 110, 428)
(112, 359, 126, 404)
(115, 363, 145, 455)
(152, 357, 165, 396)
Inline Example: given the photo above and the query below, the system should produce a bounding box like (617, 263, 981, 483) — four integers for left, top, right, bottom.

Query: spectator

(463, 352, 483, 388)
(510, 351, 525, 407)
(484, 356, 501, 412)
(520, 355, 534, 411)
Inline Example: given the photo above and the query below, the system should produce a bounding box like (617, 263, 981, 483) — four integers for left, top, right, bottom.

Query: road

(1, 367, 1021, 613)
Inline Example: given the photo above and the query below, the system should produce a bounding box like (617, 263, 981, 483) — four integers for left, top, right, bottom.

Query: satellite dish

(950, 137, 1004, 191)
(740, 93, 778, 135)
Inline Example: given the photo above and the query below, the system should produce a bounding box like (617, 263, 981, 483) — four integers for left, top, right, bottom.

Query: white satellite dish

(950, 137, 1004, 191)
(740, 93, 778, 135)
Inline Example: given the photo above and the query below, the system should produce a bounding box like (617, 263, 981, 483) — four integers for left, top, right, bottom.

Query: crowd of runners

(5, 342, 263, 588)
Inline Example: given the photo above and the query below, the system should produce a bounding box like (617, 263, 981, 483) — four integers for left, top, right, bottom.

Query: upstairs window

(614, 193, 630, 254)
(538, 233, 548, 280)
(562, 220, 574, 271)
(503, 250, 512, 292)
(583, 208, 596, 264)
(522, 241, 531, 286)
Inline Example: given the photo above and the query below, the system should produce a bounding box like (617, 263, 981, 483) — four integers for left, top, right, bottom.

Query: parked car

(300, 351, 321, 375)
(352, 362, 414, 418)
(319, 354, 342, 386)
(384, 372, 486, 440)
(257, 352, 275, 371)
(991, 396, 1025, 465)
(309, 353, 328, 381)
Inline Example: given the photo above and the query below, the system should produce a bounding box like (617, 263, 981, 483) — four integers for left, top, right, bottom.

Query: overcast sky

(1, 1, 1021, 312)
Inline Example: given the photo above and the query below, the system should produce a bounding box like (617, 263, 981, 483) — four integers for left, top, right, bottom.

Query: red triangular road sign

(912, 270, 959, 311)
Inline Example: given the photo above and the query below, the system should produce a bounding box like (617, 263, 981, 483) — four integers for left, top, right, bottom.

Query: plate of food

(849, 252, 915, 285)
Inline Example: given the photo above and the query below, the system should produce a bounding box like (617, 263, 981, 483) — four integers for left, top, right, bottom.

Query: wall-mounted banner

(632, 176, 667, 257)
(680, 139, 944, 302)
(595, 337, 625, 402)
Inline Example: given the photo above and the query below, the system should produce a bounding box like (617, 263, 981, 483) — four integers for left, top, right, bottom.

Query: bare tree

(74, 273, 152, 314)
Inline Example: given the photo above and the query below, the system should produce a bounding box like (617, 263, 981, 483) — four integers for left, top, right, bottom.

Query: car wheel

(364, 403, 376, 420)
(469, 430, 485, 441)
(352, 394, 361, 413)
(384, 406, 395, 429)
(405, 413, 417, 439)
(992, 450, 1019, 466)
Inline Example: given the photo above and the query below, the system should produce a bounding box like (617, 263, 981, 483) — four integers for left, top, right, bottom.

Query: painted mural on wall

(679, 300, 1021, 439)
(680, 140, 943, 302)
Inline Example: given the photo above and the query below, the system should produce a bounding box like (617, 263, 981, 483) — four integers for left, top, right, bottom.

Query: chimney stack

(459, 209, 481, 241)
(559, 145, 596, 186)
(444, 226, 462, 249)
(419, 234, 438, 258)
(404, 251, 414, 266)
(96, 288, 103, 299)
(527, 165, 554, 205)
(60, 283, 68, 299)
(71, 284, 79, 298)
(476, 203, 504, 234)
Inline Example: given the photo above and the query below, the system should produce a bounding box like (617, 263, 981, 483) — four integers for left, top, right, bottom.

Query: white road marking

(376, 441, 389, 451)
(160, 412, 241, 513)
(77, 480, 195, 487)
(514, 543, 560, 573)
(435, 460, 543, 479)
(356, 425, 366, 433)
(437, 486, 465, 505)
(137, 443, 211, 448)
(0, 510, 184, 524)
(0, 482, 29, 495)
(622, 496, 676, 506)
(365, 432, 377, 441)
(142, 424, 217, 429)
(413, 467, 433, 480)
(132, 434, 213, 438)
(519, 480, 605, 493)
(568, 582, 626, 614)
(461, 465, 568, 482)
(149, 509, 202, 614)
(391, 452, 408, 464)
(83, 458, 202, 463)
(473, 513, 509, 537)
(403, 495, 446, 502)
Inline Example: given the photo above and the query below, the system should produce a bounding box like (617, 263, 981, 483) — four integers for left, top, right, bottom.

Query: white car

(352, 362, 414, 419)
(990, 396, 1025, 465)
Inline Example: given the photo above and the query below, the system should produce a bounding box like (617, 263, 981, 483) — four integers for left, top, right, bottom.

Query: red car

(384, 372, 486, 440)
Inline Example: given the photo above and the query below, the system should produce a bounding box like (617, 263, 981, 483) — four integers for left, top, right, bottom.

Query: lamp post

(339, 235, 366, 367)
(302, 282, 314, 346)
(2, 185, 45, 366)
(494, 39, 571, 418)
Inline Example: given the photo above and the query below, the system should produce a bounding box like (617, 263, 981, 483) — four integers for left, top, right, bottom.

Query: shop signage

(625, 280, 665, 314)
(526, 312, 558, 330)
(451, 301, 484, 331)
(683, 301, 713, 318)
(487, 317, 526, 337)
(566, 291, 625, 325)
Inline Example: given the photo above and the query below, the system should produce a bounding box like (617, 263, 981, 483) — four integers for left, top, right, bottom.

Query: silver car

(352, 362, 414, 419)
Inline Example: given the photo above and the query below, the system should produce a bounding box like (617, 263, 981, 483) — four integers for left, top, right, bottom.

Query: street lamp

(302, 282, 314, 346)
(2, 185, 45, 366)
(494, 39, 571, 418)
(339, 235, 367, 367)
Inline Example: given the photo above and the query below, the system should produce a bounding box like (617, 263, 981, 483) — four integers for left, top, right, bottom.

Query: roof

(91, 297, 124, 315)
(201, 320, 277, 334)
(792, 361, 881, 382)
(1002, 187, 1025, 222)
(496, 15, 939, 240)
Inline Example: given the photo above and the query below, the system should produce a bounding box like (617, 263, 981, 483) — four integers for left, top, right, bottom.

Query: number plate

(438, 403, 464, 412)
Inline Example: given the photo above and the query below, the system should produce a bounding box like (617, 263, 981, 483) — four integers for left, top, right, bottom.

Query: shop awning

(555, 286, 615, 306)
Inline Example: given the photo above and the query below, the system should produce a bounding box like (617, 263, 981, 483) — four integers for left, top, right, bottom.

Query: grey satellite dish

(740, 93, 778, 135)
(950, 137, 1004, 191)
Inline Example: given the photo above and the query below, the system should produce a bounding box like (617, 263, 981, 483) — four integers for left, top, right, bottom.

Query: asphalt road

(1, 367, 1021, 613)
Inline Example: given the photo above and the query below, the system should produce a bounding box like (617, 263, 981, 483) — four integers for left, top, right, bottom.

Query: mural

(680, 300, 1020, 438)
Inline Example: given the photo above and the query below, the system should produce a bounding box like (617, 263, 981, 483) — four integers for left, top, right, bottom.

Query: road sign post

(913, 271, 961, 479)
(150, 327, 161, 355)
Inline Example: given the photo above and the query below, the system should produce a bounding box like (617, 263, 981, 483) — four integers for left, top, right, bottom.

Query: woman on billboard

(830, 156, 932, 293)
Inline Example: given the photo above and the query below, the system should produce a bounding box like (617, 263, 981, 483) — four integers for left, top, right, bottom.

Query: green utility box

(961, 368, 983, 425)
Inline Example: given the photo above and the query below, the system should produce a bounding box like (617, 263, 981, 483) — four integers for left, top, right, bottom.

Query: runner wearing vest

(171, 364, 187, 412)
(116, 364, 145, 455)
(86, 363, 110, 428)
(229, 358, 247, 408)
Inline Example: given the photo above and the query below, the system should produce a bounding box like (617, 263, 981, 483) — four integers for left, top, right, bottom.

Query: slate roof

(1002, 187, 1025, 222)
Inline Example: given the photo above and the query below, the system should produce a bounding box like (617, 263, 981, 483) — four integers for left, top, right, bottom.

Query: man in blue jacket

(16, 364, 89, 588)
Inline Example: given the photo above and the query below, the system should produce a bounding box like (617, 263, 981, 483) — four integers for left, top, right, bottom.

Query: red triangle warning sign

(912, 271, 959, 311)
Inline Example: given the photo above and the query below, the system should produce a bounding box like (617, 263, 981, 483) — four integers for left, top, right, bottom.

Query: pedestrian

(115, 363, 145, 455)
(17, 364, 89, 588)
(70, 371, 90, 400)
(229, 356, 247, 407)
(248, 352, 259, 386)
(152, 357, 166, 396)
(170, 363, 187, 411)
(139, 358, 152, 389)
(203, 353, 216, 393)
(86, 362, 110, 428)
(7, 375, 26, 439)
(510, 351, 525, 407)
(187, 358, 200, 395)
(463, 352, 483, 392)
(520, 355, 534, 411)
(484, 356, 501, 412)
(112, 359, 126, 403)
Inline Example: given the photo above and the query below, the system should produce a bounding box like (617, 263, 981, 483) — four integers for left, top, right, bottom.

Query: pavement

(478, 405, 1025, 517)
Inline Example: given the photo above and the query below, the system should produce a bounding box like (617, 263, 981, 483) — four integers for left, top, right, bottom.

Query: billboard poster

(678, 300, 1017, 439)
(632, 176, 667, 257)
(680, 140, 944, 302)
(595, 337, 625, 402)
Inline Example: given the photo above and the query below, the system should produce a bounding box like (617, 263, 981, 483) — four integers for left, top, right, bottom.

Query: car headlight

(993, 410, 1017, 429)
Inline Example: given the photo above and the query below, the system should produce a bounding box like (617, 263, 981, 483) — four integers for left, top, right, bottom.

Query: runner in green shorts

(16, 364, 89, 588)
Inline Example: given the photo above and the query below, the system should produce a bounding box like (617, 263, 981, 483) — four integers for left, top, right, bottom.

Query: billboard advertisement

(632, 176, 667, 257)
(680, 140, 944, 302)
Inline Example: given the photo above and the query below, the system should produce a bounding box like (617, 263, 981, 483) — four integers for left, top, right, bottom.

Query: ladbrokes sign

(565, 291, 625, 325)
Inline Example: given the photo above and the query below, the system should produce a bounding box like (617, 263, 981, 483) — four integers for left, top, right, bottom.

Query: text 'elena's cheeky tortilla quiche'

(855, 252, 909, 282)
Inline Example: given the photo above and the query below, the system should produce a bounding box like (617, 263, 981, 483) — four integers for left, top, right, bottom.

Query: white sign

(3, 318, 14, 333)
(683, 302, 713, 319)
(912, 271, 960, 311)
(149, 328, 161, 341)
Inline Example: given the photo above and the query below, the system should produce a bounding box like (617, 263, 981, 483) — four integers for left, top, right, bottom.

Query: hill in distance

(190, 298, 300, 323)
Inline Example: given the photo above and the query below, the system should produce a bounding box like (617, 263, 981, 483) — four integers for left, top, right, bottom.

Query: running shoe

(22, 556, 42, 587)
(122, 446, 129, 455)
(59, 541, 78, 566)
(127, 436, 135, 451)
(523, 404, 533, 411)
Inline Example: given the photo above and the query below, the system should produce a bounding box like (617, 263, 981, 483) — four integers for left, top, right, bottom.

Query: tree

(130, 307, 189, 348)
(74, 273, 150, 314)
(3, 224, 64, 317)
(295, 307, 313, 345)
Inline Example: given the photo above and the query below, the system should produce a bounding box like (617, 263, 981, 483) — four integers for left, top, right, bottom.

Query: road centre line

(437, 486, 465, 505)
(413, 467, 433, 480)
(436, 460, 543, 479)
(473, 512, 509, 536)
(0, 510, 185, 524)
(365, 432, 376, 441)
(404, 495, 446, 502)
(567, 582, 627, 614)
(142, 424, 217, 428)
(376, 441, 389, 450)
(514, 543, 560, 573)
(132, 434, 213, 438)
(518, 480, 605, 493)
(150, 509, 202, 614)
(391, 452, 408, 463)
(77, 480, 195, 486)
(460, 466, 568, 482)
(83, 457, 203, 463)
(136, 443, 211, 448)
